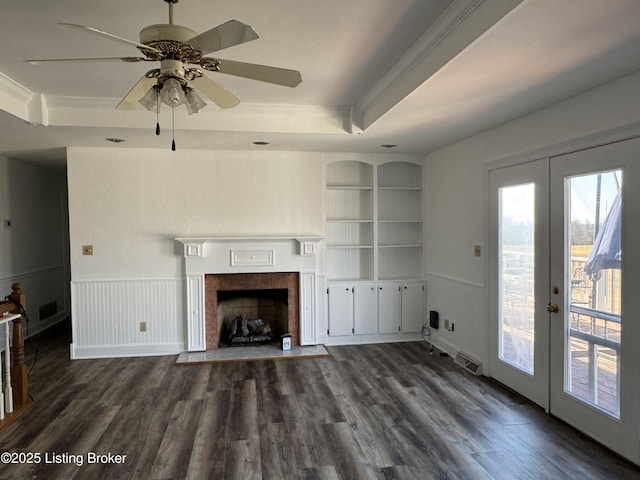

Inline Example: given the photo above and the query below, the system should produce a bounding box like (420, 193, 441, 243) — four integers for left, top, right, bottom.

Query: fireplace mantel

(175, 235, 322, 352)
(176, 236, 323, 258)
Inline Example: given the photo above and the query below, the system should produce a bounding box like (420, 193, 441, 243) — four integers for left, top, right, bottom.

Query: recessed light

(106, 138, 125, 143)
(252, 141, 270, 146)
(381, 144, 397, 148)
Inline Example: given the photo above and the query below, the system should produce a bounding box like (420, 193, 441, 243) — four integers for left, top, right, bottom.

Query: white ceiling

(1, 0, 639, 167)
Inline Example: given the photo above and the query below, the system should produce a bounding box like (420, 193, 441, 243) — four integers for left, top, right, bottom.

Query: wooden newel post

(9, 283, 27, 406)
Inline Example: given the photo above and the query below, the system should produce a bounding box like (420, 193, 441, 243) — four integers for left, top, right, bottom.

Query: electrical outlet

(474, 245, 481, 257)
(82, 245, 94, 256)
(140, 321, 147, 332)
(444, 318, 450, 330)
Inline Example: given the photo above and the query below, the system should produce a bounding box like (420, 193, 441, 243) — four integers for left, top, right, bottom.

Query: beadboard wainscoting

(70, 278, 184, 359)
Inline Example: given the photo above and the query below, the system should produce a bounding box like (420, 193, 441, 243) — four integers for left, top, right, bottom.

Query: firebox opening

(217, 289, 289, 347)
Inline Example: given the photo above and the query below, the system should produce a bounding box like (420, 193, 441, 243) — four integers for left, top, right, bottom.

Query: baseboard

(1, 313, 68, 353)
(70, 342, 184, 360)
(430, 335, 458, 358)
(24, 312, 68, 338)
(323, 333, 423, 347)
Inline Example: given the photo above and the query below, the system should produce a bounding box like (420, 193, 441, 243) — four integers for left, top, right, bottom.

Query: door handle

(546, 303, 559, 313)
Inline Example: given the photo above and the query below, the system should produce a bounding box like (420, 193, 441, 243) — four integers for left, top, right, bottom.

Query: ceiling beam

(350, 0, 525, 132)
(0, 72, 34, 123)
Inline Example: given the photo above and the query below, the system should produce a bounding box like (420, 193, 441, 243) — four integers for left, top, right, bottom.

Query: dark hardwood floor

(1, 322, 638, 480)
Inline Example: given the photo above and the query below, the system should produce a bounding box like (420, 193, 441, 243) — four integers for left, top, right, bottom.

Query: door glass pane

(566, 170, 622, 417)
(499, 183, 535, 374)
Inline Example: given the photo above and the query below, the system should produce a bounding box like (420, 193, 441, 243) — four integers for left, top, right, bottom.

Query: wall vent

(454, 351, 481, 375)
(39, 300, 58, 321)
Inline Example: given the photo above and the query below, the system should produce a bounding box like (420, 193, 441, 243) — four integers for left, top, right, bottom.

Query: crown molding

(0, 72, 35, 121)
(42, 95, 347, 135)
(0, 72, 34, 104)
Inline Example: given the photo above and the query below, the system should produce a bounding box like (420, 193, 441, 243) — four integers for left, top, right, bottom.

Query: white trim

(230, 249, 275, 267)
(486, 120, 640, 172)
(430, 335, 459, 358)
(356, 0, 484, 119)
(186, 275, 205, 352)
(71, 277, 183, 284)
(0, 265, 66, 283)
(70, 342, 184, 360)
(0, 72, 34, 103)
(324, 334, 423, 347)
(425, 271, 483, 289)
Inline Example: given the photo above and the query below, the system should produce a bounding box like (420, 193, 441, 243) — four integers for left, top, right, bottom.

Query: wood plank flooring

(0, 322, 638, 479)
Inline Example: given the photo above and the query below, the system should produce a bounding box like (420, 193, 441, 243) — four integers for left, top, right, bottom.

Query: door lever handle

(546, 303, 559, 313)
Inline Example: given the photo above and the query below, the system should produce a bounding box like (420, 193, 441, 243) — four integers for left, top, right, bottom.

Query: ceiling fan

(26, 0, 302, 115)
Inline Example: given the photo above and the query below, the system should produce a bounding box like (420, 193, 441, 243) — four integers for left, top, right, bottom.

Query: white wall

(0, 155, 69, 343)
(67, 147, 324, 357)
(424, 70, 640, 366)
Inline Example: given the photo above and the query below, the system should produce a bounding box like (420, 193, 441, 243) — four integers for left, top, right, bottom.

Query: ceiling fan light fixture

(139, 85, 160, 112)
(184, 88, 207, 115)
(160, 77, 185, 108)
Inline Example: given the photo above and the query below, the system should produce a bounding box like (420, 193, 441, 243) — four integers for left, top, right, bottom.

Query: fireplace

(205, 272, 299, 349)
(176, 235, 321, 352)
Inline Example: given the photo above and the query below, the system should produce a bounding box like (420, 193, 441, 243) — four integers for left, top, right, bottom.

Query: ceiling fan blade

(116, 75, 158, 111)
(59, 22, 162, 54)
(185, 20, 259, 55)
(26, 57, 145, 64)
(191, 75, 240, 109)
(214, 59, 302, 87)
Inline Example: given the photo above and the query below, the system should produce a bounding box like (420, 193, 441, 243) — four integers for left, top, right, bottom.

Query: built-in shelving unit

(324, 158, 425, 344)
(325, 159, 422, 282)
(325, 160, 374, 281)
(377, 161, 423, 281)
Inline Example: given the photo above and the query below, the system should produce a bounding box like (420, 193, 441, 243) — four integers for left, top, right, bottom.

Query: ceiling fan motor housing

(140, 24, 197, 45)
(141, 24, 199, 85)
(160, 59, 186, 83)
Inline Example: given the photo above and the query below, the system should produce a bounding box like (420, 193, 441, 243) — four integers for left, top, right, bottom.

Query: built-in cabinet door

(354, 284, 378, 335)
(378, 284, 401, 333)
(327, 285, 353, 336)
(401, 284, 425, 333)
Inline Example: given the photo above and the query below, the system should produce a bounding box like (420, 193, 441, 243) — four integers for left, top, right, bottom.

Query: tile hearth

(176, 344, 329, 364)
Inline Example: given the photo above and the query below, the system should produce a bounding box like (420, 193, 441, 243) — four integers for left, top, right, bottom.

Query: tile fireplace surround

(206, 272, 299, 350)
(176, 236, 322, 352)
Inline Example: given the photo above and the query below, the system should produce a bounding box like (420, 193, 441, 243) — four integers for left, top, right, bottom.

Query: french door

(490, 136, 640, 464)
(489, 158, 550, 409)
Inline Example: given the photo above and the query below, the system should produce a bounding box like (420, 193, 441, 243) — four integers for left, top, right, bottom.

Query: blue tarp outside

(583, 190, 621, 276)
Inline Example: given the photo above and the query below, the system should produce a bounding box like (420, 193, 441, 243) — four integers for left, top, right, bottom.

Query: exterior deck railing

(569, 257, 620, 414)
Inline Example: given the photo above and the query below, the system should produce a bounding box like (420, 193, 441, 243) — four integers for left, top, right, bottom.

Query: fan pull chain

(155, 92, 160, 135)
(171, 108, 176, 151)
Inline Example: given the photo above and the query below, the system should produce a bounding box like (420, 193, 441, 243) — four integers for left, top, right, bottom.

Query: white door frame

(488, 158, 550, 410)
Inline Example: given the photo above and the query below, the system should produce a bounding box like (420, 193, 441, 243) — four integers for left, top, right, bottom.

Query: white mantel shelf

(175, 235, 323, 242)
(176, 236, 323, 258)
